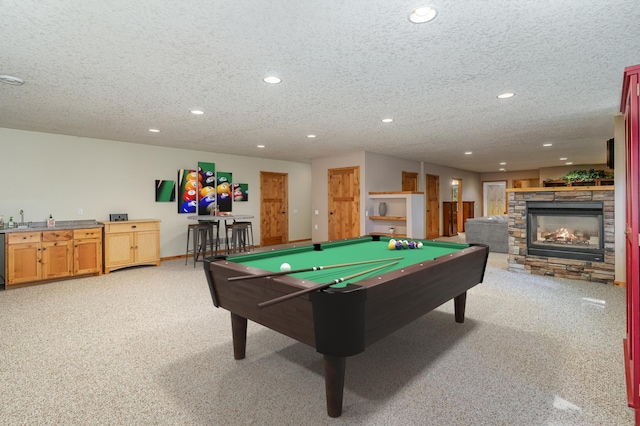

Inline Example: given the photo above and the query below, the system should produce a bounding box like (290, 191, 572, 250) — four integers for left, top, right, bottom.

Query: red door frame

(622, 64, 640, 424)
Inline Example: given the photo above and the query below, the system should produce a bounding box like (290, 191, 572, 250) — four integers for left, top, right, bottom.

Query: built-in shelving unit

(368, 191, 425, 239)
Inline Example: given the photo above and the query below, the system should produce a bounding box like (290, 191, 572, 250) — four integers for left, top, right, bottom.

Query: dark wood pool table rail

(203, 239, 489, 417)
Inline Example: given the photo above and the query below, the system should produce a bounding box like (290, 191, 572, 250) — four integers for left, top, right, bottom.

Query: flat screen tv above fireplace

(526, 201, 604, 262)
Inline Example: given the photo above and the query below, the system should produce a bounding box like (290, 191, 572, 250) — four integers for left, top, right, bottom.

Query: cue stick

(228, 256, 404, 281)
(257, 261, 398, 309)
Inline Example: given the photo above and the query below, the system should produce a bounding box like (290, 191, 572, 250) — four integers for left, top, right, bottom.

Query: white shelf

(368, 192, 425, 239)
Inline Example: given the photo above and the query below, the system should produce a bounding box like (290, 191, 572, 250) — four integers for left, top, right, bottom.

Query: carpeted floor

(0, 247, 634, 425)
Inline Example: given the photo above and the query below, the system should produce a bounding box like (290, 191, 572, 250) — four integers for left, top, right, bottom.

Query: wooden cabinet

(41, 230, 73, 280)
(102, 219, 160, 274)
(442, 202, 458, 237)
(368, 192, 425, 239)
(461, 201, 475, 232)
(5, 227, 103, 287)
(6, 232, 42, 285)
(74, 228, 102, 275)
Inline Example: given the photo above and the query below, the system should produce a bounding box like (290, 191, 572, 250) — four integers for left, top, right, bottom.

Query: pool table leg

(230, 313, 248, 360)
(454, 291, 467, 323)
(323, 355, 346, 417)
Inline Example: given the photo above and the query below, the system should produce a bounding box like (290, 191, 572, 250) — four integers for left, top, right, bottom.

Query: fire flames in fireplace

(541, 227, 590, 246)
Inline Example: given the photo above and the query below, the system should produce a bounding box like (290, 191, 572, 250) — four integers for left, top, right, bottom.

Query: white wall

(422, 162, 482, 228)
(481, 169, 539, 187)
(310, 151, 366, 242)
(0, 128, 312, 258)
(311, 151, 482, 240)
(614, 115, 626, 284)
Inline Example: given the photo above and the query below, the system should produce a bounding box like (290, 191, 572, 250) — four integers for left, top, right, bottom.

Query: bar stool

(205, 220, 221, 256)
(233, 221, 254, 251)
(225, 222, 250, 253)
(186, 223, 210, 267)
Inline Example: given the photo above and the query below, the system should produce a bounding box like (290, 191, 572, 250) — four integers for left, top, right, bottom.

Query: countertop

(0, 220, 103, 234)
(187, 214, 254, 221)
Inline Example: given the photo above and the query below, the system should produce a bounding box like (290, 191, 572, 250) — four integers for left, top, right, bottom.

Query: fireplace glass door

(527, 202, 604, 261)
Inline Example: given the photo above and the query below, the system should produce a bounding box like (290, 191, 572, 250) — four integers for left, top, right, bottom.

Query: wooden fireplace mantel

(506, 186, 614, 193)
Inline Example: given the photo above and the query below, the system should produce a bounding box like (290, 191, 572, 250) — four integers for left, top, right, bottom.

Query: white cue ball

(280, 263, 292, 272)
(417, 242, 423, 249)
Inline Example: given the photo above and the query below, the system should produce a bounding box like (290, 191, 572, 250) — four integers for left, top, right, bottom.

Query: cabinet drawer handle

(131, 225, 137, 229)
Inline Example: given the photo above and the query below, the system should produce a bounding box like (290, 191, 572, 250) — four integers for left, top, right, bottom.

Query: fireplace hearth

(526, 201, 604, 262)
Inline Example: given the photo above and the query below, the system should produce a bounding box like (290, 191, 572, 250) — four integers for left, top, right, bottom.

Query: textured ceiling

(1, 1, 639, 172)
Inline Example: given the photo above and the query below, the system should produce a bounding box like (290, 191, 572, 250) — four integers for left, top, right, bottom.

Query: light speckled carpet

(0, 252, 633, 425)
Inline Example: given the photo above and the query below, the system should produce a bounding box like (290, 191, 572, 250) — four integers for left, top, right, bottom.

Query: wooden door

(623, 65, 640, 417)
(104, 233, 135, 266)
(328, 167, 360, 240)
(442, 202, 458, 236)
(7, 243, 41, 284)
(135, 231, 160, 263)
(402, 171, 418, 191)
(260, 171, 289, 246)
(74, 239, 102, 275)
(484, 181, 507, 215)
(41, 240, 73, 279)
(462, 201, 475, 232)
(426, 174, 440, 239)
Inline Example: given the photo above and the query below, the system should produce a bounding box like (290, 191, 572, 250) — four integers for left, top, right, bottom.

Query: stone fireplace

(507, 187, 614, 284)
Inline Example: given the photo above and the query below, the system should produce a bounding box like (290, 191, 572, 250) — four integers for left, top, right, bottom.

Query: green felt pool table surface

(227, 237, 469, 287)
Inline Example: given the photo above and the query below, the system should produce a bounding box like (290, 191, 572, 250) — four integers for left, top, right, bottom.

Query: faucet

(20, 209, 24, 224)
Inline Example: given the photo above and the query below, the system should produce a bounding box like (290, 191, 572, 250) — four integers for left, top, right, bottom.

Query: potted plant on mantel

(543, 169, 614, 187)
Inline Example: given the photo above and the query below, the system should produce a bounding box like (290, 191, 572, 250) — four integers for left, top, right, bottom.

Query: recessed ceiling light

(0, 75, 25, 85)
(381, 118, 394, 123)
(190, 110, 205, 115)
(500, 162, 506, 165)
(307, 134, 316, 138)
(465, 151, 472, 155)
(148, 128, 160, 133)
(560, 157, 567, 161)
(257, 145, 265, 148)
(263, 76, 281, 84)
(409, 7, 437, 24)
(543, 143, 553, 147)
(566, 162, 573, 165)
(497, 92, 515, 99)
(499, 168, 506, 171)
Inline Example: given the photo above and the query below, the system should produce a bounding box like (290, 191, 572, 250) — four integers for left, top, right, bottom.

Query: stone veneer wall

(507, 188, 615, 284)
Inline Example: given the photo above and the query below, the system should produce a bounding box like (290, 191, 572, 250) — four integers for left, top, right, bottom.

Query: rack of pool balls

(387, 239, 423, 250)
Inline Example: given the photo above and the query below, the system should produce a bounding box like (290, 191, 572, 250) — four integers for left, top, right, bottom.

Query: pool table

(204, 236, 489, 417)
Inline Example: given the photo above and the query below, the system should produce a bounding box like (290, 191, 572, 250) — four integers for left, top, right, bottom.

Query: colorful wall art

(198, 161, 216, 215)
(178, 169, 198, 213)
(172, 163, 245, 214)
(155, 180, 176, 202)
(233, 183, 248, 201)
(216, 171, 233, 212)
